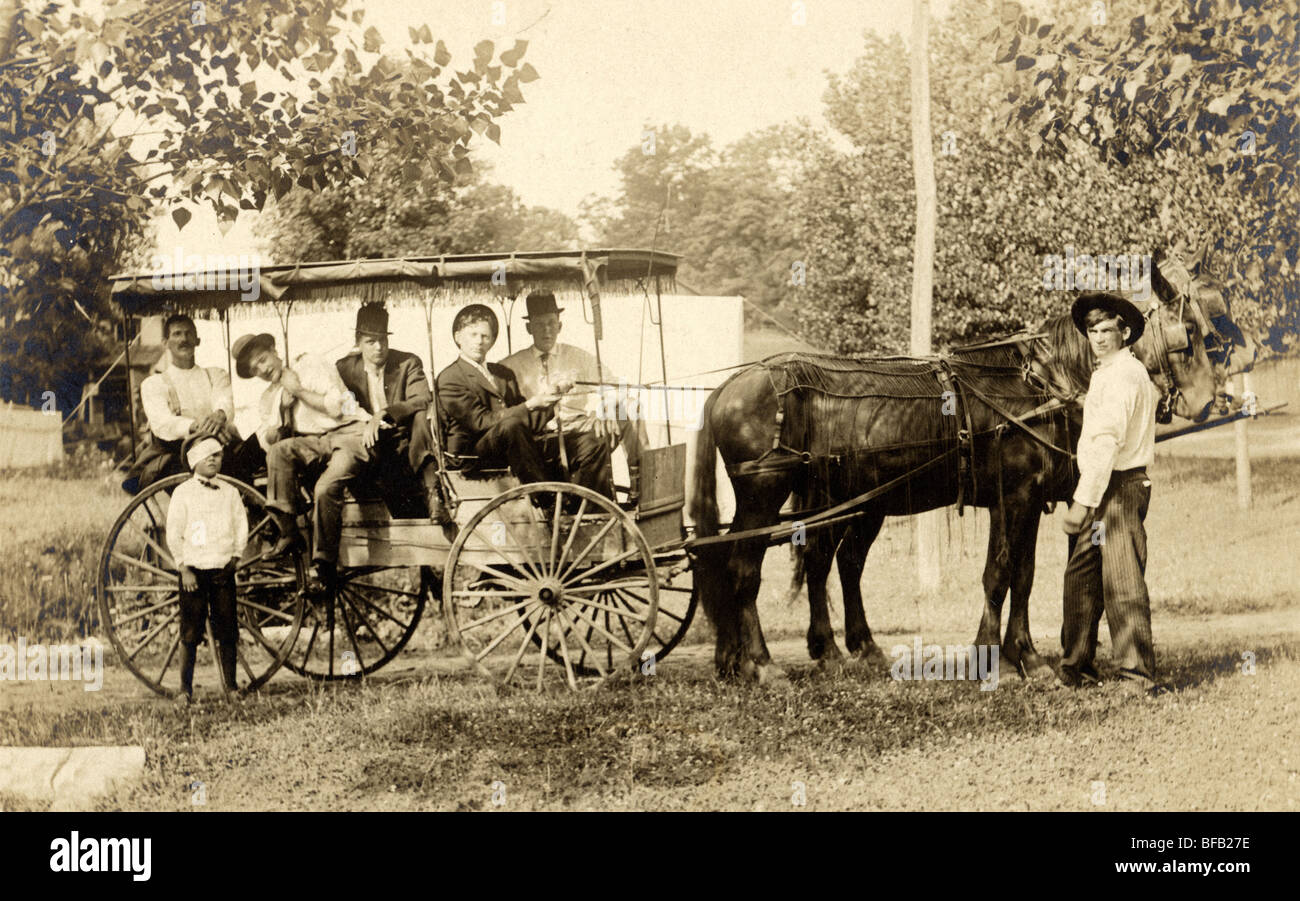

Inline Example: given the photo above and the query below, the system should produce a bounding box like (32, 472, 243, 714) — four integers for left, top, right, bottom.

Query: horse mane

(1041, 313, 1094, 398)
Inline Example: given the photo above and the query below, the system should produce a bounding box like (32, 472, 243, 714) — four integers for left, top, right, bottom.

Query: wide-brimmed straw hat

(233, 332, 276, 378)
(1070, 292, 1145, 346)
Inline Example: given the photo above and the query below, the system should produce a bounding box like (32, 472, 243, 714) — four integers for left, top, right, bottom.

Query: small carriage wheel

(97, 474, 306, 699)
(281, 564, 432, 680)
(443, 481, 659, 689)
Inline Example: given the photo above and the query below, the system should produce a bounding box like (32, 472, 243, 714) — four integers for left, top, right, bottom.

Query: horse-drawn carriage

(98, 250, 699, 695)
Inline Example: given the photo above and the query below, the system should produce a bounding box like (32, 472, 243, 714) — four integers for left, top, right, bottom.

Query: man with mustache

(125, 313, 264, 493)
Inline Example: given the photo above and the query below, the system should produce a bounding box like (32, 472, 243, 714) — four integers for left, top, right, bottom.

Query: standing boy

(165, 437, 249, 701)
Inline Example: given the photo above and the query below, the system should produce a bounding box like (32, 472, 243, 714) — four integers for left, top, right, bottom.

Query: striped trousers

(1060, 468, 1156, 684)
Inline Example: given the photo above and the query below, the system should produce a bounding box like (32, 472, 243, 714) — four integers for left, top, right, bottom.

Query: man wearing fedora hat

(502, 290, 645, 500)
(335, 303, 450, 524)
(1058, 291, 1165, 696)
(232, 331, 370, 585)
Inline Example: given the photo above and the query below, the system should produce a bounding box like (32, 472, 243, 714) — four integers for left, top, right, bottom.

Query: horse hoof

(1025, 660, 1056, 681)
(755, 663, 790, 687)
(851, 644, 890, 668)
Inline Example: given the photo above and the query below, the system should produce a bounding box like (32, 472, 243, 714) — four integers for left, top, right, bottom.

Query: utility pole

(910, 0, 941, 591)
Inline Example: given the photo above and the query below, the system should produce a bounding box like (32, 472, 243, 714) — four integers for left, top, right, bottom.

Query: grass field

(1, 453, 1297, 810)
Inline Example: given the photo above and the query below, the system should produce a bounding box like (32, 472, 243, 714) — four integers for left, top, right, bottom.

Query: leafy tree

(989, 0, 1298, 351)
(257, 147, 579, 261)
(0, 0, 536, 409)
(582, 122, 822, 317)
(788, 1, 1286, 355)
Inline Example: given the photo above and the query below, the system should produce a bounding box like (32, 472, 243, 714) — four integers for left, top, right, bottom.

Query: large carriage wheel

(443, 482, 659, 689)
(97, 474, 305, 699)
(281, 563, 432, 680)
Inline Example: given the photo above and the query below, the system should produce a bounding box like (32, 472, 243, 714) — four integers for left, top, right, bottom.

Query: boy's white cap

(186, 437, 224, 468)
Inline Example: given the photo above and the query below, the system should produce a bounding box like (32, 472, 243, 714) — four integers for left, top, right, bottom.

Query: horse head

(1138, 253, 1237, 423)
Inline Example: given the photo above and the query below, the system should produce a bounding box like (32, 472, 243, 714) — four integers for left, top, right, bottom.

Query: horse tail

(689, 389, 720, 538)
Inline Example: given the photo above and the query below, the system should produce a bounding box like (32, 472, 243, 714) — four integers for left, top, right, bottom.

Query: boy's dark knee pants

(179, 568, 239, 645)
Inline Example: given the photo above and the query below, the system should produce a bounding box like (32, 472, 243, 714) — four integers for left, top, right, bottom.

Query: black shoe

(426, 488, 453, 526)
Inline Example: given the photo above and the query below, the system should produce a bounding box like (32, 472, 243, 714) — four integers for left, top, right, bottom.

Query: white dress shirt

(139, 365, 234, 442)
(1073, 348, 1158, 507)
(501, 343, 606, 430)
(165, 476, 249, 570)
(365, 364, 388, 414)
(257, 353, 366, 443)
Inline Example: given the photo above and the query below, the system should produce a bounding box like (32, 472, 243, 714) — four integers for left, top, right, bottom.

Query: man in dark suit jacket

(335, 303, 450, 523)
(436, 304, 559, 486)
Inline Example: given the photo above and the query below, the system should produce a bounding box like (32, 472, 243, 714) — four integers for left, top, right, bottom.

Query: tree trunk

(910, 0, 941, 592)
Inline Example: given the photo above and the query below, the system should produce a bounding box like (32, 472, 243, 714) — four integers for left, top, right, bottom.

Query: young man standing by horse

(1058, 292, 1166, 697)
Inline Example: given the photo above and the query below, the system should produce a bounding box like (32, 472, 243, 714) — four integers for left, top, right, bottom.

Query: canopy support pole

(654, 274, 671, 446)
(122, 311, 137, 465)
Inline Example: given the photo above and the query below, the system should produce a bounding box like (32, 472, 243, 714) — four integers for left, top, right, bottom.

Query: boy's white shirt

(165, 476, 249, 570)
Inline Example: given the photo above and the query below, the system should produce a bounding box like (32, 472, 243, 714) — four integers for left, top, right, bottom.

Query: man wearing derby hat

(435, 304, 564, 489)
(232, 331, 369, 586)
(335, 303, 450, 524)
(1058, 291, 1166, 696)
(502, 290, 645, 500)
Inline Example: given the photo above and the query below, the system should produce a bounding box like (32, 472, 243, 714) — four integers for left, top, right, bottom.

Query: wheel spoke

(452, 556, 532, 591)
(122, 518, 176, 570)
(554, 607, 578, 689)
(459, 597, 534, 632)
(235, 597, 297, 624)
(555, 605, 609, 678)
(557, 515, 618, 583)
(547, 491, 563, 576)
(113, 596, 180, 628)
(124, 611, 179, 661)
(500, 517, 546, 582)
(299, 619, 321, 666)
(617, 587, 681, 622)
(561, 545, 641, 588)
(105, 584, 180, 594)
(474, 602, 541, 664)
(342, 585, 414, 631)
(155, 632, 181, 685)
(345, 580, 423, 599)
(535, 608, 551, 691)
(337, 592, 367, 674)
(553, 497, 589, 575)
(245, 514, 274, 542)
(562, 578, 654, 594)
(338, 587, 392, 657)
(502, 606, 544, 684)
(567, 597, 651, 622)
(563, 605, 634, 654)
(112, 551, 175, 581)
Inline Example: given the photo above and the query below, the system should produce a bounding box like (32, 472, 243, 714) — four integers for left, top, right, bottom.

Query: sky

(148, 0, 953, 261)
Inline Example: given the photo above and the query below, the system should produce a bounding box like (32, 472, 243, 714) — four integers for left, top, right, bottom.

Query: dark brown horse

(689, 291, 1222, 682)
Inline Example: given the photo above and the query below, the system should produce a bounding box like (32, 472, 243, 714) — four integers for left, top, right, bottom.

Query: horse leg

(804, 524, 844, 665)
(728, 481, 789, 683)
(975, 505, 1012, 662)
(839, 512, 889, 665)
(1002, 505, 1053, 679)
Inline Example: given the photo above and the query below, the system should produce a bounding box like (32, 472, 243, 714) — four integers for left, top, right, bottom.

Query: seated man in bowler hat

(502, 290, 641, 501)
(231, 331, 370, 586)
(335, 302, 451, 525)
(435, 304, 574, 495)
(1058, 291, 1166, 696)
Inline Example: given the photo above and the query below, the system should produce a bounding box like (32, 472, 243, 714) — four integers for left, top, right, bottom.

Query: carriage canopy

(108, 249, 682, 316)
